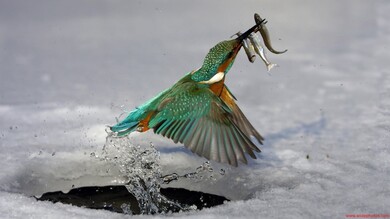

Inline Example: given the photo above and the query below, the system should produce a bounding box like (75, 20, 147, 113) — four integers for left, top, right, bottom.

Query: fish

(233, 31, 256, 63)
(249, 33, 277, 71)
(254, 13, 287, 54)
(242, 38, 256, 63)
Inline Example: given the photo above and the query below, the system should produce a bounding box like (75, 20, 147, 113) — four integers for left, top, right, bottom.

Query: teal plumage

(110, 38, 263, 166)
(191, 40, 237, 82)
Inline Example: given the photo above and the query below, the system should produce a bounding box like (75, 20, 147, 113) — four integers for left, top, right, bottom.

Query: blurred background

(0, 0, 378, 106)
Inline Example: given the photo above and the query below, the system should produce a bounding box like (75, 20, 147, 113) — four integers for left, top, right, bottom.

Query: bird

(110, 21, 267, 167)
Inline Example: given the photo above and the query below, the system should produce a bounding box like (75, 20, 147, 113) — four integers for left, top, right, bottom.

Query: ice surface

(1, 0, 390, 218)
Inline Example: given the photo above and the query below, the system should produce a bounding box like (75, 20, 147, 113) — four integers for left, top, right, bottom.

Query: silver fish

(242, 38, 256, 63)
(249, 33, 277, 71)
(254, 13, 287, 54)
(234, 31, 256, 63)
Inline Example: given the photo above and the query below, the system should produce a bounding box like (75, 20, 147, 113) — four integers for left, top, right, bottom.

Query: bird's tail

(109, 109, 143, 137)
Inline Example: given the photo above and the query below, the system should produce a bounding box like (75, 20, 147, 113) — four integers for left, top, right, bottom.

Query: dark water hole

(36, 185, 229, 215)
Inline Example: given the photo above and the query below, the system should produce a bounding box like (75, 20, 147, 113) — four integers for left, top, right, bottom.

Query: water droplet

(162, 173, 179, 184)
(121, 203, 133, 215)
(196, 166, 204, 173)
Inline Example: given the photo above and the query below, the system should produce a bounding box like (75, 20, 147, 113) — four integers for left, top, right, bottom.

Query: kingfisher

(110, 17, 281, 166)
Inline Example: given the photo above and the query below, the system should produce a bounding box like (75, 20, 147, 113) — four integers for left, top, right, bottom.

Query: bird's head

(192, 19, 265, 83)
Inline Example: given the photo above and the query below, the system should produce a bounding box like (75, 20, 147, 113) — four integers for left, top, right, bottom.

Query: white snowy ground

(1, 0, 390, 218)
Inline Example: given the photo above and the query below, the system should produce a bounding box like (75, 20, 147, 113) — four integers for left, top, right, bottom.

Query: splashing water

(100, 135, 187, 214)
(161, 161, 224, 184)
(98, 132, 226, 214)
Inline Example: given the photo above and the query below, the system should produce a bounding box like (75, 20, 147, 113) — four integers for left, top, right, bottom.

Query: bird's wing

(219, 85, 264, 145)
(148, 82, 260, 166)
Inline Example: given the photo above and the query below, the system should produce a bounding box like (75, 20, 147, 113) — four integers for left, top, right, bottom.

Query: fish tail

(267, 63, 278, 72)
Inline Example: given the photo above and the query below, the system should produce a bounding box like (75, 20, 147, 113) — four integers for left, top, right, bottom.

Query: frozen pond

(1, 0, 389, 218)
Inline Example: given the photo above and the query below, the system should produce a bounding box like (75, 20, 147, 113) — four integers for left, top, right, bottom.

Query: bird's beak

(235, 18, 266, 42)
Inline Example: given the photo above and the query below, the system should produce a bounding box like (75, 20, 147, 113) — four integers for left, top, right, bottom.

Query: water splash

(162, 161, 225, 184)
(101, 135, 189, 214)
(99, 134, 226, 214)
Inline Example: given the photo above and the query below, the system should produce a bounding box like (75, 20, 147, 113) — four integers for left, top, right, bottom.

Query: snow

(1, 0, 390, 218)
